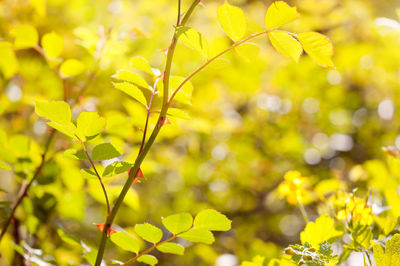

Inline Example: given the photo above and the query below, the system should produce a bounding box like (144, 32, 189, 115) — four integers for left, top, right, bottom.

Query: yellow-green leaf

(47, 121, 77, 138)
(35, 101, 71, 125)
(268, 30, 302, 62)
(0, 42, 18, 78)
(162, 213, 193, 234)
(92, 143, 121, 161)
(179, 229, 215, 244)
(134, 223, 163, 244)
(300, 215, 343, 247)
(297, 32, 334, 68)
(11, 25, 39, 49)
(373, 234, 400, 266)
(177, 26, 209, 58)
(41, 32, 64, 58)
(167, 108, 191, 120)
(110, 232, 140, 254)
(156, 242, 184, 255)
(130, 56, 153, 75)
(137, 255, 158, 266)
(112, 70, 149, 89)
(264, 1, 300, 29)
(77, 112, 106, 139)
(60, 59, 86, 78)
(113, 82, 147, 107)
(193, 209, 231, 231)
(217, 1, 247, 42)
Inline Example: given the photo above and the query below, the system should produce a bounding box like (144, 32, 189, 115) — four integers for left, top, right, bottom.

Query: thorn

(94, 223, 117, 236)
(161, 46, 169, 56)
(157, 116, 172, 129)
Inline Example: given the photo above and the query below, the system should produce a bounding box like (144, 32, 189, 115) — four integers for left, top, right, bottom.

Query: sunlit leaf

(268, 30, 303, 62)
(167, 108, 191, 120)
(300, 215, 343, 247)
(156, 242, 184, 255)
(35, 101, 71, 125)
(77, 112, 106, 139)
(42, 32, 64, 58)
(64, 149, 87, 160)
(297, 32, 334, 68)
(47, 121, 77, 138)
(179, 229, 215, 244)
(11, 25, 39, 49)
(112, 70, 149, 89)
(264, 1, 300, 29)
(162, 213, 193, 234)
(113, 82, 147, 107)
(134, 223, 163, 244)
(0, 42, 18, 78)
(373, 234, 400, 265)
(102, 161, 131, 177)
(130, 56, 154, 75)
(60, 59, 86, 78)
(217, 1, 247, 42)
(137, 255, 158, 265)
(177, 26, 209, 58)
(193, 209, 231, 231)
(110, 232, 140, 254)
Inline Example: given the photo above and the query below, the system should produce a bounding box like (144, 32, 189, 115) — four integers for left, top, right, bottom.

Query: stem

(121, 234, 177, 266)
(176, 0, 181, 26)
(93, 1, 200, 265)
(0, 129, 56, 242)
(168, 30, 269, 105)
(138, 79, 159, 156)
(297, 196, 309, 223)
(81, 141, 111, 216)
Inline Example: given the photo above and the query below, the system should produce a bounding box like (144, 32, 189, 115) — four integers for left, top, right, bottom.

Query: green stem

(80, 141, 111, 216)
(298, 197, 309, 223)
(93, 1, 200, 265)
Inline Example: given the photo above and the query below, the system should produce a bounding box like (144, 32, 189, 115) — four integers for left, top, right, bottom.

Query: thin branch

(93, 1, 201, 265)
(80, 141, 111, 216)
(176, 0, 181, 26)
(168, 30, 269, 105)
(138, 78, 160, 156)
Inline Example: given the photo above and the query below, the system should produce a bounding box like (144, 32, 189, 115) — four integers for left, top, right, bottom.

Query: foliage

(1, 0, 400, 265)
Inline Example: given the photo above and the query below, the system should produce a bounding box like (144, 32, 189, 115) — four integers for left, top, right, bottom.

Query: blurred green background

(1, 0, 400, 265)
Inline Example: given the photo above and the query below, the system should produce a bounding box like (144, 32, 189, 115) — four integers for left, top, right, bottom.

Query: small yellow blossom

(278, 170, 308, 205)
(335, 193, 373, 226)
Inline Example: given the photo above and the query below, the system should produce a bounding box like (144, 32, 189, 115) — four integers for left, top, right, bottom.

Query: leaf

(130, 56, 153, 75)
(0, 42, 19, 78)
(268, 30, 303, 62)
(179, 229, 215, 244)
(167, 76, 194, 105)
(134, 223, 163, 244)
(35, 101, 71, 124)
(83, 250, 97, 266)
(11, 25, 39, 49)
(156, 242, 184, 255)
(60, 59, 86, 78)
(0, 161, 11, 171)
(92, 143, 121, 161)
(373, 234, 400, 266)
(297, 32, 334, 68)
(47, 121, 77, 138)
(41, 32, 64, 58)
(102, 161, 132, 177)
(110, 232, 140, 254)
(300, 215, 343, 247)
(167, 108, 191, 120)
(64, 149, 87, 160)
(177, 27, 209, 58)
(113, 82, 147, 107)
(264, 1, 300, 29)
(235, 43, 260, 62)
(81, 168, 97, 179)
(112, 70, 149, 89)
(193, 209, 231, 231)
(137, 255, 158, 265)
(77, 112, 106, 139)
(162, 213, 193, 234)
(217, 1, 247, 42)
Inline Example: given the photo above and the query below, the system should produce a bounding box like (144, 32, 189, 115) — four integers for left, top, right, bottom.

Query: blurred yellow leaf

(11, 24, 39, 49)
(177, 27, 209, 58)
(42, 32, 64, 58)
(0, 41, 18, 78)
(60, 59, 86, 78)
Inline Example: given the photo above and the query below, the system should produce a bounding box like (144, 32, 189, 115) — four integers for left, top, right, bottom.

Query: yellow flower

(278, 171, 308, 205)
(334, 193, 373, 226)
